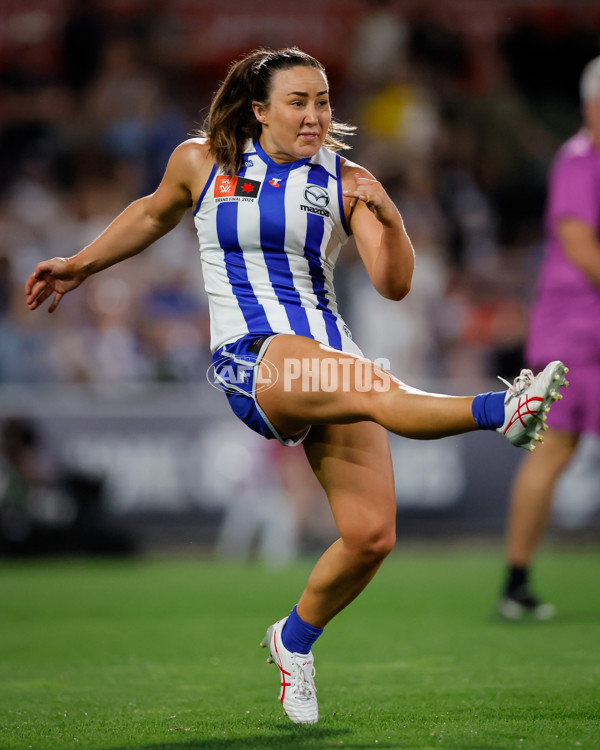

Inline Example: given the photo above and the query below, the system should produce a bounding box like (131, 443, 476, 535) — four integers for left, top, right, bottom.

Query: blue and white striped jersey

(193, 138, 361, 355)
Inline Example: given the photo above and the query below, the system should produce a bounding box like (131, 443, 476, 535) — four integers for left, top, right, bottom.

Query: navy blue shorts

(211, 333, 309, 446)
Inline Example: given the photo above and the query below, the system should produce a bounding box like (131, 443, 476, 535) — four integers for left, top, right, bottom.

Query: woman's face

(253, 65, 331, 163)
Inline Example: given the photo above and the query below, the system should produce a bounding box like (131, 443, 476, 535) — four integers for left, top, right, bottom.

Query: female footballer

(25, 47, 566, 724)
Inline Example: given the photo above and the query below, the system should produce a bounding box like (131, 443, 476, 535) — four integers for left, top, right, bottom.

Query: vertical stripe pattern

(259, 162, 312, 337)
(215, 164, 272, 333)
(194, 139, 360, 355)
(303, 163, 343, 350)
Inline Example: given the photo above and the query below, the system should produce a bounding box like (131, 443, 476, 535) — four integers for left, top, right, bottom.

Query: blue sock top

(281, 605, 323, 655)
(472, 391, 506, 430)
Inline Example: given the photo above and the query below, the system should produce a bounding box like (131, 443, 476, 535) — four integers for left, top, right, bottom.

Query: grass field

(1, 546, 599, 750)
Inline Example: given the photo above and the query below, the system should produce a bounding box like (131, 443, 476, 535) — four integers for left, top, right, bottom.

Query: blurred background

(1, 0, 599, 562)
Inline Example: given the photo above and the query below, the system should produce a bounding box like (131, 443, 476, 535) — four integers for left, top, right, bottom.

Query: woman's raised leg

(257, 335, 566, 450)
(257, 334, 477, 441)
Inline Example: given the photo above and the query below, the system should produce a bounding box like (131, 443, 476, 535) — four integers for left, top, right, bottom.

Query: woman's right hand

(25, 256, 86, 313)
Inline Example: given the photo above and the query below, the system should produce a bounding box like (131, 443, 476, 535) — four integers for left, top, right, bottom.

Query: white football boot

(497, 586, 556, 621)
(497, 360, 568, 450)
(260, 617, 318, 724)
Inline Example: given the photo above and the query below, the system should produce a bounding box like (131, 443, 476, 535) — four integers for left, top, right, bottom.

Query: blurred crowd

(1, 0, 599, 385)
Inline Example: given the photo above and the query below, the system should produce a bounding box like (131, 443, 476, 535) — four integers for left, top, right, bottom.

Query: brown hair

(201, 47, 355, 175)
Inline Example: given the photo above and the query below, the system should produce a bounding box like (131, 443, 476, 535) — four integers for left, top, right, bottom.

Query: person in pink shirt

(498, 56, 600, 620)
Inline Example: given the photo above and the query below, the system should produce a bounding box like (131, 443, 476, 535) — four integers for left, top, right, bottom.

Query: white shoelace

(292, 661, 316, 699)
(497, 369, 534, 396)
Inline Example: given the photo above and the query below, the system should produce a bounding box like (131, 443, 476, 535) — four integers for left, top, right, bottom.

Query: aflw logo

(214, 176, 261, 201)
(218, 178, 234, 194)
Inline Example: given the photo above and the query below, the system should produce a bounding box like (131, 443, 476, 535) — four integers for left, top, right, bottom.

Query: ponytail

(200, 47, 355, 175)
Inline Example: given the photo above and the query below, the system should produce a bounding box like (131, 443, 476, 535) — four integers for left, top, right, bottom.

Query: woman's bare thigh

(303, 421, 397, 540)
(257, 334, 396, 439)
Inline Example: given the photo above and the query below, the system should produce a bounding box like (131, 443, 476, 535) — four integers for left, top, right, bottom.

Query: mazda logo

(304, 185, 330, 208)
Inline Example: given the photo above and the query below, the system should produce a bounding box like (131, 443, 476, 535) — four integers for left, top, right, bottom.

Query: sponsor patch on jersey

(301, 204, 330, 217)
(304, 184, 330, 208)
(214, 176, 261, 202)
(301, 183, 331, 216)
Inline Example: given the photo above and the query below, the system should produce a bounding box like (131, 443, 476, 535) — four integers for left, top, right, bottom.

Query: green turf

(1, 547, 599, 750)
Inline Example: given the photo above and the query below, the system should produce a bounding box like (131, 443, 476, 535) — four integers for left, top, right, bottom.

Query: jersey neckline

(252, 139, 313, 173)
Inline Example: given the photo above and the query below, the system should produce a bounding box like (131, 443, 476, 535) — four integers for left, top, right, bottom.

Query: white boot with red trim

(260, 617, 318, 724)
(497, 360, 568, 450)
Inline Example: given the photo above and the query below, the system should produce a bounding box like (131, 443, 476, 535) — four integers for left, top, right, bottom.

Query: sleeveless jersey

(193, 138, 361, 355)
